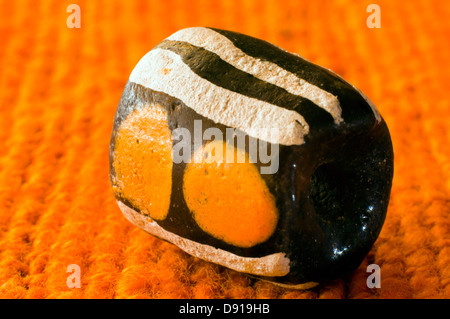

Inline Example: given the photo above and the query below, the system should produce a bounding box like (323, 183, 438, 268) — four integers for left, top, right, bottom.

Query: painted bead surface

(109, 27, 394, 289)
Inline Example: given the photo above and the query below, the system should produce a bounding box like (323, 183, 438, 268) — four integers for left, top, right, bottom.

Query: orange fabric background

(0, 0, 449, 299)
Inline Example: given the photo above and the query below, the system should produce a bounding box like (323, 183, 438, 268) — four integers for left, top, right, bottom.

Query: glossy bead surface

(109, 27, 394, 289)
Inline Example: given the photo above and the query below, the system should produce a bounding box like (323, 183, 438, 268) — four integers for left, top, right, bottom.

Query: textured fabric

(0, 0, 449, 299)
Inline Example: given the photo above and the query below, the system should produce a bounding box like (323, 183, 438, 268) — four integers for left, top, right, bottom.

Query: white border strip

(168, 27, 344, 125)
(117, 200, 291, 277)
(129, 48, 308, 146)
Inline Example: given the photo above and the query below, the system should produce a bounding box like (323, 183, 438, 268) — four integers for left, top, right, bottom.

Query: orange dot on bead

(183, 140, 278, 248)
(112, 105, 172, 221)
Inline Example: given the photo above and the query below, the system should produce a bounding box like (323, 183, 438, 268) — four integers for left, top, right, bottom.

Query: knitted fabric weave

(0, 0, 449, 299)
